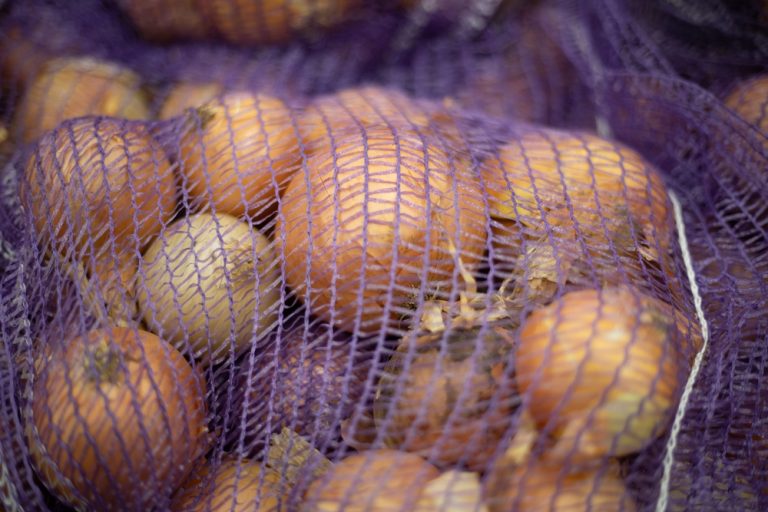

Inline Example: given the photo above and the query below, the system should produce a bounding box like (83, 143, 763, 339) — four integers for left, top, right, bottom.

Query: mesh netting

(0, 0, 766, 510)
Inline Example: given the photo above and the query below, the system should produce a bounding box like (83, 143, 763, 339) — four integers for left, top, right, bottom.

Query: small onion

(516, 287, 686, 461)
(28, 327, 209, 511)
(374, 323, 519, 470)
(724, 74, 768, 136)
(171, 458, 285, 511)
(158, 81, 225, 120)
(178, 91, 301, 219)
(278, 125, 487, 335)
(486, 459, 636, 512)
(303, 450, 439, 511)
(138, 212, 281, 366)
(15, 57, 150, 143)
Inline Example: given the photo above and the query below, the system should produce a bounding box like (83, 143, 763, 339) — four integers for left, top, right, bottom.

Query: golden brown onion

(158, 81, 224, 120)
(516, 287, 686, 461)
(724, 74, 768, 136)
(178, 91, 301, 219)
(278, 125, 486, 335)
(28, 327, 209, 511)
(303, 450, 439, 511)
(15, 57, 150, 143)
(171, 458, 284, 511)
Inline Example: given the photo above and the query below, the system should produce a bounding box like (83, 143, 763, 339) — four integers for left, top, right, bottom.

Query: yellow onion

(724, 74, 768, 136)
(178, 91, 301, 220)
(171, 458, 285, 511)
(138, 212, 281, 367)
(303, 450, 439, 511)
(486, 459, 636, 512)
(158, 81, 225, 120)
(278, 125, 486, 335)
(516, 287, 687, 461)
(415, 470, 487, 512)
(27, 327, 209, 511)
(15, 57, 150, 143)
(121, 0, 360, 45)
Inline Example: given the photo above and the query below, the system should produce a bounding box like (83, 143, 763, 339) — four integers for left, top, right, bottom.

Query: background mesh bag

(0, 0, 766, 510)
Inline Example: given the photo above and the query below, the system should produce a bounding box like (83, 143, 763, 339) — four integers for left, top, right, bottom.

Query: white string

(655, 190, 711, 512)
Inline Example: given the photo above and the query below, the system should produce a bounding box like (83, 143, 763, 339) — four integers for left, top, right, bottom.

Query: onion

(278, 124, 487, 335)
(178, 91, 301, 220)
(171, 458, 285, 511)
(27, 327, 209, 511)
(486, 459, 636, 512)
(138, 212, 281, 366)
(516, 286, 687, 461)
(158, 81, 224, 120)
(303, 449, 439, 511)
(724, 74, 768, 136)
(15, 57, 150, 143)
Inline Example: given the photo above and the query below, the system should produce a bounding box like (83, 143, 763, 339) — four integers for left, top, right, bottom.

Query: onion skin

(138, 213, 281, 367)
(374, 324, 519, 470)
(158, 81, 224, 120)
(724, 74, 768, 136)
(22, 116, 176, 275)
(171, 458, 284, 511)
(303, 450, 439, 511)
(28, 327, 209, 511)
(516, 287, 686, 461)
(178, 91, 301, 219)
(15, 57, 150, 143)
(486, 460, 636, 512)
(278, 125, 487, 335)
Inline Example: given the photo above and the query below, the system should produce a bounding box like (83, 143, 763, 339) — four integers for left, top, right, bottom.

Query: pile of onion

(278, 124, 486, 335)
(27, 327, 209, 511)
(516, 286, 687, 461)
(178, 91, 301, 220)
(15, 57, 150, 143)
(171, 458, 285, 511)
(22, 116, 177, 323)
(138, 212, 281, 367)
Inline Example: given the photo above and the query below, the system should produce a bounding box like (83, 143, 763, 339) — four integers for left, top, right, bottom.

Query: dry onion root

(138, 212, 281, 367)
(278, 124, 487, 335)
(22, 116, 177, 324)
(27, 327, 209, 511)
(516, 286, 687, 462)
(158, 81, 225, 120)
(15, 57, 150, 143)
(170, 458, 285, 511)
(481, 127, 679, 306)
(302, 450, 439, 512)
(178, 90, 301, 220)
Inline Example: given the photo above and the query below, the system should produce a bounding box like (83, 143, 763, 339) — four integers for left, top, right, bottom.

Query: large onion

(138, 212, 281, 367)
(171, 458, 285, 511)
(516, 287, 687, 461)
(15, 57, 150, 143)
(303, 450, 439, 511)
(178, 91, 301, 219)
(27, 327, 209, 511)
(724, 74, 768, 136)
(278, 125, 487, 335)
(158, 81, 224, 120)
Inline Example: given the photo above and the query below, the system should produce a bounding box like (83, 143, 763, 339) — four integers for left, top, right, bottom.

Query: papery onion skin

(516, 287, 686, 461)
(303, 450, 439, 512)
(486, 460, 637, 512)
(28, 327, 209, 511)
(158, 81, 225, 120)
(138, 213, 281, 367)
(724, 74, 768, 136)
(374, 324, 519, 470)
(171, 458, 284, 511)
(15, 57, 150, 143)
(278, 125, 487, 335)
(22, 116, 177, 272)
(178, 91, 301, 219)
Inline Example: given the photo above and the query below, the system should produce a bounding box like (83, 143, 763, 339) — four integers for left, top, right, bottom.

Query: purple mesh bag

(0, 0, 766, 510)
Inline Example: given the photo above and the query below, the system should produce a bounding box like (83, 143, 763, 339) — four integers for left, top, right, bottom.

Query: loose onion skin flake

(303, 450, 439, 512)
(138, 212, 281, 367)
(171, 458, 285, 512)
(178, 91, 301, 220)
(278, 125, 487, 335)
(27, 327, 209, 511)
(16, 57, 150, 143)
(516, 287, 687, 461)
